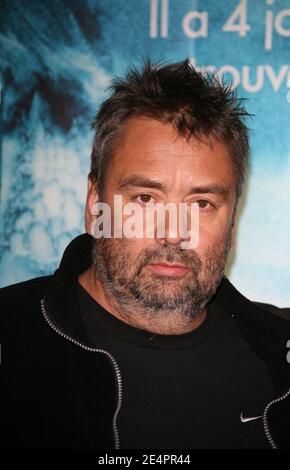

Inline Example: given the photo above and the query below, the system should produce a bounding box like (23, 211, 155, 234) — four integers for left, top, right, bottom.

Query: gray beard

(91, 232, 232, 332)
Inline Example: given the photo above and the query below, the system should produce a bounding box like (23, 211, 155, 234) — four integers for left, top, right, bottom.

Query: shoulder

(253, 301, 290, 322)
(216, 277, 290, 391)
(0, 275, 53, 330)
(216, 276, 290, 333)
(0, 275, 53, 302)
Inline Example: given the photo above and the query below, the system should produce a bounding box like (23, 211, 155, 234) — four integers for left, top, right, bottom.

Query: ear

(84, 176, 100, 235)
(229, 206, 238, 249)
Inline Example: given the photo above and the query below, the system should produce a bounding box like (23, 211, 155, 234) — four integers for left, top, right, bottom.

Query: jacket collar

(43, 233, 290, 392)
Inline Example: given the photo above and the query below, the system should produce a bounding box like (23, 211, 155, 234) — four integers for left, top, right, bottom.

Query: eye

(135, 194, 155, 205)
(196, 200, 213, 210)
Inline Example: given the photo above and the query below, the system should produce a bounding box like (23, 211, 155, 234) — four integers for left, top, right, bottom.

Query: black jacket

(1, 234, 290, 449)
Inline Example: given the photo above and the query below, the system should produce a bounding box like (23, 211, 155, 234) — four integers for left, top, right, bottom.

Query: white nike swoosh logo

(240, 412, 263, 423)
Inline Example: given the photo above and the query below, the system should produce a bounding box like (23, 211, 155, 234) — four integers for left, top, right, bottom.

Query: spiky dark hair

(90, 59, 251, 200)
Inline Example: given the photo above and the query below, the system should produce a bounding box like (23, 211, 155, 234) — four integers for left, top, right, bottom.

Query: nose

(155, 203, 192, 247)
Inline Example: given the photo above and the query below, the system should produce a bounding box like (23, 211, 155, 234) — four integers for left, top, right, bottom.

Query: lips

(147, 263, 190, 277)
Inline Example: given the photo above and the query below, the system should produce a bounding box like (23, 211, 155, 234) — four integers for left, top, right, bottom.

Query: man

(1, 59, 290, 450)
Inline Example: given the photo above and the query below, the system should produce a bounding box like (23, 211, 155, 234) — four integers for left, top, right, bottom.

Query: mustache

(134, 245, 202, 277)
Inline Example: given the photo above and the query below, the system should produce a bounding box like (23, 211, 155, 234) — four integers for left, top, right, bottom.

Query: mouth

(146, 263, 190, 277)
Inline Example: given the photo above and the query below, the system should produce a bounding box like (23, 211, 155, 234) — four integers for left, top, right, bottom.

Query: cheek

(197, 220, 231, 254)
(124, 237, 153, 254)
(111, 235, 151, 258)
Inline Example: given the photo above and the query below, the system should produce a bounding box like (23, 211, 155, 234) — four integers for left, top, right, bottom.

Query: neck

(78, 266, 207, 335)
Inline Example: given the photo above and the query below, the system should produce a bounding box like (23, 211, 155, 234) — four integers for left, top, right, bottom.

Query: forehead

(107, 117, 235, 188)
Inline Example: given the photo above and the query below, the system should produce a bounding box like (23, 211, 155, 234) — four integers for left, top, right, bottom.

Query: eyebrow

(117, 175, 230, 199)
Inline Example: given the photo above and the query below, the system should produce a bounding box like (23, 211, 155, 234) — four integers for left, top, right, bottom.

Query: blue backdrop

(0, 0, 289, 306)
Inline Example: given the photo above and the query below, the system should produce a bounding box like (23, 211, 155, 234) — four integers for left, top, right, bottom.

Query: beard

(91, 228, 232, 331)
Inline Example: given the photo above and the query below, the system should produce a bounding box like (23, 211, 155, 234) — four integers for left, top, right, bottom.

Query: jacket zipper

(40, 298, 122, 449)
(263, 387, 290, 449)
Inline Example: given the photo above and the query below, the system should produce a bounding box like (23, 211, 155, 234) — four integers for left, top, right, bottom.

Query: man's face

(86, 117, 237, 320)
